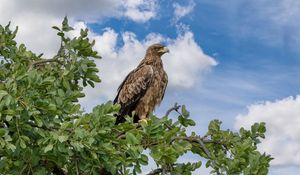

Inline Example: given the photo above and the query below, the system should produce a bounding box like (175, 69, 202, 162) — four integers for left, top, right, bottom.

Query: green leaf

(62, 16, 74, 32)
(57, 31, 64, 37)
(52, 26, 61, 31)
(258, 122, 266, 133)
(74, 128, 85, 139)
(5, 115, 12, 122)
(48, 104, 57, 111)
(87, 80, 95, 88)
(0, 128, 6, 137)
(87, 74, 101, 82)
(0, 90, 8, 101)
(58, 135, 68, 143)
(34, 116, 43, 127)
(42, 76, 55, 85)
(186, 119, 196, 126)
(181, 105, 190, 117)
(7, 143, 16, 151)
(44, 144, 53, 153)
(126, 132, 140, 145)
(178, 115, 194, 127)
(19, 139, 26, 149)
(80, 28, 88, 37)
(139, 154, 148, 165)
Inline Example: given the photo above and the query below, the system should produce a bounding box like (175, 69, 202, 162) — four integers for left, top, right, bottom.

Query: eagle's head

(146, 43, 169, 57)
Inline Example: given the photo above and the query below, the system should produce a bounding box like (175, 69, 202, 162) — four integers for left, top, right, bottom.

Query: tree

(0, 18, 272, 175)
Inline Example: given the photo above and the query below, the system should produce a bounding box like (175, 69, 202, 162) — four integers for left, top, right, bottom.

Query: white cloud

(173, 0, 195, 21)
(0, 0, 122, 57)
(235, 96, 300, 166)
(71, 23, 216, 109)
(164, 32, 217, 88)
(122, 0, 158, 22)
(0, 0, 216, 111)
(0, 0, 159, 57)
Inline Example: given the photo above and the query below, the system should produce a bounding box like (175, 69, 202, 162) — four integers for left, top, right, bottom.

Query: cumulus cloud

(235, 96, 300, 166)
(0, 0, 120, 21)
(122, 0, 158, 22)
(164, 32, 217, 88)
(0, 0, 159, 57)
(173, 0, 195, 21)
(0, 0, 122, 57)
(0, 0, 216, 111)
(70, 23, 216, 109)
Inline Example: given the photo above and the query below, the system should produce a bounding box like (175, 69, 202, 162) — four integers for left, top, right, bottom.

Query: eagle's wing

(160, 71, 168, 101)
(114, 65, 154, 118)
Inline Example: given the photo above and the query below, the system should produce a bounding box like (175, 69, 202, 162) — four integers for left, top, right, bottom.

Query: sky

(1, 0, 300, 174)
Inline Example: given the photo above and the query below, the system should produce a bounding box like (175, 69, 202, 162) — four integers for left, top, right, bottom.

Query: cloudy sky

(1, 0, 300, 174)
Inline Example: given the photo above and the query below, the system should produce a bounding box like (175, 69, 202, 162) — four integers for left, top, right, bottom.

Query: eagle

(113, 43, 169, 124)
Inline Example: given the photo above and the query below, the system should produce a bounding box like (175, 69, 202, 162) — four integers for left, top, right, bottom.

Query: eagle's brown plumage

(114, 43, 169, 124)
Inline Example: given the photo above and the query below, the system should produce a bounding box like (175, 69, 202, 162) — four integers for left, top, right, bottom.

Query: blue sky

(1, 0, 300, 174)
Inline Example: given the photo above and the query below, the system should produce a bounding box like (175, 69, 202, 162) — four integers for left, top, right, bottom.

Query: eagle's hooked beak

(158, 46, 169, 54)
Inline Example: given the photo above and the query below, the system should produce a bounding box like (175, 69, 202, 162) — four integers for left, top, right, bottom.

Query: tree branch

(146, 168, 163, 175)
(27, 121, 57, 131)
(172, 136, 212, 158)
(32, 57, 60, 66)
(165, 103, 181, 117)
(171, 136, 224, 175)
(32, 41, 65, 66)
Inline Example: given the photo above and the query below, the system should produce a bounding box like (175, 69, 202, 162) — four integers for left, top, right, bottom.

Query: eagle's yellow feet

(139, 118, 148, 125)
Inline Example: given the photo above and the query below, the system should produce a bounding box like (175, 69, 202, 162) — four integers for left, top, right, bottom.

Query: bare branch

(32, 57, 60, 66)
(171, 136, 223, 175)
(32, 41, 65, 66)
(165, 103, 181, 117)
(197, 138, 211, 158)
(171, 136, 221, 158)
(146, 168, 163, 175)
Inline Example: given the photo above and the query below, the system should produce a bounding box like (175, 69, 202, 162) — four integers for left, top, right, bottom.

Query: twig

(117, 133, 126, 139)
(165, 103, 181, 117)
(197, 138, 211, 158)
(115, 122, 141, 139)
(171, 136, 222, 175)
(27, 121, 53, 131)
(31, 41, 65, 67)
(32, 57, 59, 66)
(75, 157, 80, 175)
(201, 133, 210, 140)
(171, 136, 214, 158)
(15, 119, 21, 139)
(163, 103, 182, 130)
(146, 168, 163, 175)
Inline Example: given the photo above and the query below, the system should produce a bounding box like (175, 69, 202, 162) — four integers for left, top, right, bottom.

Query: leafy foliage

(0, 18, 272, 175)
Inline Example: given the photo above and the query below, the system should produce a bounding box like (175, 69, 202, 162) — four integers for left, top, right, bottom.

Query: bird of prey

(114, 43, 169, 124)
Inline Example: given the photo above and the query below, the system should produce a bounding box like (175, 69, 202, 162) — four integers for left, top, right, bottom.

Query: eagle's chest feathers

(145, 69, 165, 104)
(135, 64, 167, 118)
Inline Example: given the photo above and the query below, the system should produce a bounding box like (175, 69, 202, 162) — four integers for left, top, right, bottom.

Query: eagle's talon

(139, 118, 148, 124)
